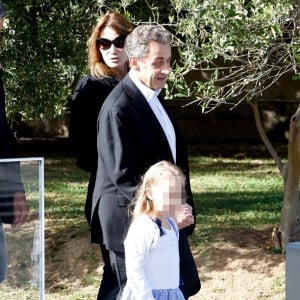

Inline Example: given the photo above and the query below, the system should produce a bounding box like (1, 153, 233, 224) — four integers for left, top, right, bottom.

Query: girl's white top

(123, 214, 180, 299)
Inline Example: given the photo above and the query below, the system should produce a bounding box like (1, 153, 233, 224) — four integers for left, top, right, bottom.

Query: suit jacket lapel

(122, 75, 175, 162)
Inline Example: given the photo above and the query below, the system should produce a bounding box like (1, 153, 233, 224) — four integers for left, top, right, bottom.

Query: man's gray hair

(125, 25, 170, 60)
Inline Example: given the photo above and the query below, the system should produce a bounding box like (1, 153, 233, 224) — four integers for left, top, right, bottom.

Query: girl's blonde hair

(87, 12, 133, 79)
(132, 160, 186, 220)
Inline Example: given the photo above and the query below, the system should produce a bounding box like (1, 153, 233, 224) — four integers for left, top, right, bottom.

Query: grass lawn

(40, 149, 286, 299)
(45, 151, 283, 299)
(188, 154, 283, 250)
(45, 151, 284, 232)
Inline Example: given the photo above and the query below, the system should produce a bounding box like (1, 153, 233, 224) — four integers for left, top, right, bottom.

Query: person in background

(92, 24, 201, 299)
(0, 0, 29, 282)
(68, 12, 133, 299)
(121, 160, 188, 300)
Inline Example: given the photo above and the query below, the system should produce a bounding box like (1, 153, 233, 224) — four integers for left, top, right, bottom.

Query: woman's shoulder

(76, 74, 118, 89)
(72, 75, 118, 103)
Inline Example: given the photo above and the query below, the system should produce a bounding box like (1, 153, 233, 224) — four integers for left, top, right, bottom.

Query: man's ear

(129, 57, 139, 71)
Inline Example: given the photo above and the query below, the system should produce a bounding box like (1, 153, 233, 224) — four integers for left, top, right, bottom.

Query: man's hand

(175, 203, 194, 229)
(12, 192, 29, 229)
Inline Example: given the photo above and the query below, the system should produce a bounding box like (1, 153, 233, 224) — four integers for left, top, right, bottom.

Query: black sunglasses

(97, 35, 127, 50)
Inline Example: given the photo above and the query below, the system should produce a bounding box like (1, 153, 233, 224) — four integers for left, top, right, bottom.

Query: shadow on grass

(190, 190, 282, 250)
(195, 191, 282, 215)
(189, 157, 282, 175)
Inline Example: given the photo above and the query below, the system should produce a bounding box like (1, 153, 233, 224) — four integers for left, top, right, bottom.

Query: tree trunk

(250, 101, 285, 176)
(279, 105, 300, 251)
(250, 102, 300, 252)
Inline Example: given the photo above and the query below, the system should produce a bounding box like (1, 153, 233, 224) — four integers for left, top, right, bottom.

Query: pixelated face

(151, 175, 186, 217)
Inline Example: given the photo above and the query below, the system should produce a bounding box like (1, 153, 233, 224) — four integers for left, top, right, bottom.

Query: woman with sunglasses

(69, 12, 133, 299)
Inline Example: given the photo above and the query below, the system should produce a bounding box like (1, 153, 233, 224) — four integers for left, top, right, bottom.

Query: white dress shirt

(129, 70, 176, 162)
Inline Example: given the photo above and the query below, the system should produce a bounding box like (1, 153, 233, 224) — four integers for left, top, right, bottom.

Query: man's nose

(161, 66, 171, 75)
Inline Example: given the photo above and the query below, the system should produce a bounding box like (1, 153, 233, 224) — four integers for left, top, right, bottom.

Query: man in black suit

(0, 1, 29, 282)
(92, 24, 200, 299)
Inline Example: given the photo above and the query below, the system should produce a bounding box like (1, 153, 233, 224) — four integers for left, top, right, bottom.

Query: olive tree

(2, 0, 300, 251)
(103, 0, 300, 251)
(1, 1, 99, 121)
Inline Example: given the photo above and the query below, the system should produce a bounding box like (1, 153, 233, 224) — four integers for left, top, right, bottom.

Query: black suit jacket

(69, 75, 118, 236)
(69, 75, 118, 172)
(0, 71, 17, 159)
(92, 74, 195, 251)
(0, 71, 24, 223)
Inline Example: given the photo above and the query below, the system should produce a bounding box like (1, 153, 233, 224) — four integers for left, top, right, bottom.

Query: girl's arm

(124, 216, 156, 300)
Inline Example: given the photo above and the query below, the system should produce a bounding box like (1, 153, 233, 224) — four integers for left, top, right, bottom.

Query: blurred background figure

(0, 0, 29, 283)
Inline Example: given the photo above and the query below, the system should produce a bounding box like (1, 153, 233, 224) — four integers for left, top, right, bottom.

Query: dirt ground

(45, 228, 285, 300)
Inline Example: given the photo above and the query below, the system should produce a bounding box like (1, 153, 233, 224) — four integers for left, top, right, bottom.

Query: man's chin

(155, 82, 167, 89)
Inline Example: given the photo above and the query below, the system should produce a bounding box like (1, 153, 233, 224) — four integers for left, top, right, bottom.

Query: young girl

(121, 160, 188, 300)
